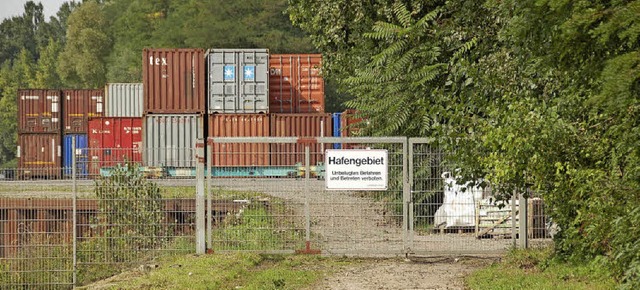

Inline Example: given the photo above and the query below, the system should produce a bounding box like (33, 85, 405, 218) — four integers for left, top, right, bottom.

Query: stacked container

(85, 83, 145, 176)
(206, 49, 271, 169)
(88, 118, 142, 176)
(267, 54, 328, 167)
(143, 49, 206, 171)
(17, 89, 62, 179)
(270, 113, 331, 166)
(269, 54, 324, 113)
(61, 89, 104, 177)
(207, 49, 269, 114)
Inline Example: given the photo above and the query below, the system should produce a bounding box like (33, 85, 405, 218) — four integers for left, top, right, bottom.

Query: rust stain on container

(143, 48, 205, 114)
(17, 89, 61, 133)
(17, 133, 62, 179)
(208, 114, 270, 166)
(62, 89, 104, 133)
(269, 54, 324, 113)
(270, 113, 331, 166)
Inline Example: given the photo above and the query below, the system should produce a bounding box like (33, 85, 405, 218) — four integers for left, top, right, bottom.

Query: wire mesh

(0, 176, 74, 289)
(207, 138, 406, 257)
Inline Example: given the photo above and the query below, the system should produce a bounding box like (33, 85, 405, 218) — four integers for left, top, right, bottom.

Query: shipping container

(208, 114, 270, 166)
(270, 113, 331, 166)
(105, 83, 143, 117)
(17, 133, 62, 179)
(62, 89, 104, 133)
(63, 134, 88, 177)
(332, 112, 341, 149)
(207, 49, 269, 113)
(143, 114, 203, 168)
(143, 48, 205, 114)
(17, 89, 61, 133)
(269, 54, 324, 113)
(88, 118, 143, 176)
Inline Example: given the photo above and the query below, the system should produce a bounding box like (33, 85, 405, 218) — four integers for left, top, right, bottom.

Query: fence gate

(408, 138, 515, 255)
(206, 137, 409, 257)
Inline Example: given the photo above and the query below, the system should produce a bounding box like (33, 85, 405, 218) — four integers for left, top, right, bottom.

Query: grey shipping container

(142, 114, 204, 168)
(207, 49, 269, 114)
(105, 83, 143, 117)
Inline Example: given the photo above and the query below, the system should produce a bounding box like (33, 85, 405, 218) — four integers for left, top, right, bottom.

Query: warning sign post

(325, 149, 388, 190)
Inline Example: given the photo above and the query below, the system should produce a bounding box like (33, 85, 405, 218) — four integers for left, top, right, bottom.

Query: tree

(32, 38, 62, 88)
(58, 1, 111, 88)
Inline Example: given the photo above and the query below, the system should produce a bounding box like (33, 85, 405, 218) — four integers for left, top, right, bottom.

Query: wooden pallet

(475, 201, 519, 238)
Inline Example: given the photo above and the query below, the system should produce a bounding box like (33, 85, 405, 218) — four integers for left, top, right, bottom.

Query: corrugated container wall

(63, 134, 88, 177)
(17, 89, 61, 133)
(143, 49, 205, 114)
(17, 133, 62, 179)
(62, 89, 104, 133)
(208, 49, 269, 113)
(340, 109, 364, 137)
(88, 118, 143, 176)
(208, 114, 270, 166)
(105, 83, 143, 117)
(269, 54, 324, 113)
(270, 113, 332, 166)
(143, 114, 203, 167)
(332, 112, 341, 149)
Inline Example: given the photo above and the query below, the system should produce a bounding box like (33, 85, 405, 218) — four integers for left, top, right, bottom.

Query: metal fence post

(195, 140, 205, 255)
(72, 135, 77, 286)
(206, 140, 212, 251)
(403, 138, 411, 255)
(512, 192, 517, 247)
(304, 145, 311, 244)
(519, 193, 529, 249)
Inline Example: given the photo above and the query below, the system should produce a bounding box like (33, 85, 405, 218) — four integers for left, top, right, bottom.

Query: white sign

(325, 149, 388, 190)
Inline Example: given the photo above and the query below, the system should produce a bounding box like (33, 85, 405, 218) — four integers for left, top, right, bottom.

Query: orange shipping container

(269, 54, 324, 113)
(143, 48, 206, 114)
(62, 89, 104, 133)
(17, 133, 62, 179)
(208, 114, 270, 166)
(17, 89, 61, 133)
(270, 113, 332, 166)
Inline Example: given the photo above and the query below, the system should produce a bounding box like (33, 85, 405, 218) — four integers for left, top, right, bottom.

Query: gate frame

(205, 136, 409, 256)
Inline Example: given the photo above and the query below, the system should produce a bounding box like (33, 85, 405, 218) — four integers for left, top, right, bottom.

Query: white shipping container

(207, 49, 269, 114)
(142, 114, 204, 168)
(105, 83, 143, 117)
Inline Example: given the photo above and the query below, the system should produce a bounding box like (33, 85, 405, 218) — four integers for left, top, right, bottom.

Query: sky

(0, 0, 68, 21)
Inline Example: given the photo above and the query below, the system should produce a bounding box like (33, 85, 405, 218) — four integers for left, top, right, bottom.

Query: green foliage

(58, 1, 111, 88)
(94, 163, 166, 259)
(290, 0, 639, 287)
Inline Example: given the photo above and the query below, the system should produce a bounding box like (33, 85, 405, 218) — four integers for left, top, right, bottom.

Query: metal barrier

(0, 136, 554, 288)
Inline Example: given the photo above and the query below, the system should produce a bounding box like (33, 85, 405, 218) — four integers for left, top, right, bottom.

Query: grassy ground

(465, 247, 617, 289)
(79, 253, 354, 290)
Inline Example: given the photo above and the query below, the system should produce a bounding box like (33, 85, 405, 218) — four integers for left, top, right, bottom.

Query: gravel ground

(307, 257, 497, 290)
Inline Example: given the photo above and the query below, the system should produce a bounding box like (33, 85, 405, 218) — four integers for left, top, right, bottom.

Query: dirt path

(308, 257, 496, 290)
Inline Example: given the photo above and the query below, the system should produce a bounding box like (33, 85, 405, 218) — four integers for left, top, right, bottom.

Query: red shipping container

(17, 89, 61, 133)
(62, 89, 104, 133)
(270, 113, 332, 166)
(208, 114, 270, 166)
(269, 54, 324, 113)
(17, 133, 62, 179)
(143, 48, 205, 114)
(88, 118, 142, 176)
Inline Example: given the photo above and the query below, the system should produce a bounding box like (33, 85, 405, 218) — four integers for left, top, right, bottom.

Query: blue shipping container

(332, 112, 342, 149)
(63, 134, 88, 177)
